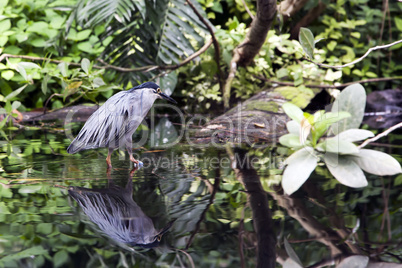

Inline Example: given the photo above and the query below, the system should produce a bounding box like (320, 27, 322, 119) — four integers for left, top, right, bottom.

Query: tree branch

(185, 0, 223, 90)
(358, 122, 402, 149)
(223, 0, 277, 109)
(305, 39, 402, 69)
(0, 38, 213, 74)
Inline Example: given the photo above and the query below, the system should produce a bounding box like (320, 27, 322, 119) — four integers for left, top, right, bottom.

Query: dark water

(0, 127, 401, 267)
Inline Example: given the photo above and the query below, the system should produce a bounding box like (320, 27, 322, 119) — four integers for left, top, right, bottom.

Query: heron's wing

(67, 92, 142, 153)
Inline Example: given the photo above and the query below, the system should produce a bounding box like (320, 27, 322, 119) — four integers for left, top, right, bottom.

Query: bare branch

(306, 39, 402, 69)
(241, 0, 255, 19)
(358, 122, 402, 149)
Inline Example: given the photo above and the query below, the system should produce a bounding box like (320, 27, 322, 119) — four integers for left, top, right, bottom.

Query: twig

(255, 76, 402, 89)
(0, 39, 213, 74)
(185, 177, 220, 250)
(151, 167, 166, 180)
(304, 39, 402, 69)
(358, 122, 402, 149)
(185, 0, 223, 90)
(176, 249, 195, 268)
(224, 55, 239, 109)
(241, 0, 255, 19)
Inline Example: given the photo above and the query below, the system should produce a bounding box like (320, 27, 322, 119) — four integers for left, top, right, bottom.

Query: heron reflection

(68, 171, 173, 248)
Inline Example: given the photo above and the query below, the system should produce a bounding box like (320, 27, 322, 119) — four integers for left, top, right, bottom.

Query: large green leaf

(313, 111, 350, 143)
(352, 149, 402, 176)
(330, 83, 366, 134)
(282, 102, 304, 123)
(316, 137, 359, 154)
(70, 0, 211, 85)
(4, 84, 28, 101)
(336, 256, 369, 268)
(282, 147, 318, 195)
(279, 133, 303, 148)
(324, 154, 367, 188)
(299, 27, 315, 59)
(284, 238, 303, 267)
(335, 129, 374, 142)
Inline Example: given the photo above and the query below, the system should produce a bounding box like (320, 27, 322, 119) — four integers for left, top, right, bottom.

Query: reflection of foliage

(279, 84, 401, 195)
(0, 134, 401, 266)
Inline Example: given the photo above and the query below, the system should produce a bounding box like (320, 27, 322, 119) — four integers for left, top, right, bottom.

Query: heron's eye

(156, 235, 162, 241)
(157, 88, 162, 94)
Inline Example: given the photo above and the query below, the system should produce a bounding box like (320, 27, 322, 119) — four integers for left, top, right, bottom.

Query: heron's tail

(67, 139, 83, 154)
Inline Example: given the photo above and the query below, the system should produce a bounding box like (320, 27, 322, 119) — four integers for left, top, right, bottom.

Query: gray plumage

(68, 178, 173, 247)
(67, 82, 176, 167)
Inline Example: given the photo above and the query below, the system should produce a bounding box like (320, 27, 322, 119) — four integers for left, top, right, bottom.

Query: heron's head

(135, 82, 177, 104)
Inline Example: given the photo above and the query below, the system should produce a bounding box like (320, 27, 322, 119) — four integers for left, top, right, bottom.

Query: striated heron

(67, 82, 177, 168)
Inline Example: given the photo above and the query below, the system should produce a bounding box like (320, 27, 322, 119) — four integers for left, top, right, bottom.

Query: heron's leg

(125, 136, 138, 164)
(106, 147, 114, 169)
(130, 167, 138, 176)
(126, 144, 139, 164)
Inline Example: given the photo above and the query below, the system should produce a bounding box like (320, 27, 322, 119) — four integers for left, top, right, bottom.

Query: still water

(0, 125, 401, 267)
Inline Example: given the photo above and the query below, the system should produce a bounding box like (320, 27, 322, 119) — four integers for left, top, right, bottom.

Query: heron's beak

(159, 92, 177, 104)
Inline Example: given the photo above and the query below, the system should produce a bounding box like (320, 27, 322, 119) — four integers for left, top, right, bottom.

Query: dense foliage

(1, 0, 401, 116)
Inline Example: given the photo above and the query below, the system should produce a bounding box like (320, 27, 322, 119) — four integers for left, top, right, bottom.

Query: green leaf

(4, 85, 28, 101)
(336, 129, 374, 142)
(275, 86, 315, 109)
(314, 38, 325, 44)
(16, 64, 28, 80)
(77, 42, 93, 53)
(313, 111, 350, 142)
(286, 120, 300, 136)
(1, 70, 14, 80)
(0, 19, 11, 34)
(279, 134, 302, 148)
(42, 74, 50, 95)
(352, 149, 402, 176)
(330, 83, 366, 135)
(26, 21, 49, 34)
(284, 238, 303, 267)
(11, 101, 21, 110)
(81, 58, 90, 74)
(75, 29, 92, 41)
(36, 223, 53, 235)
(54, 250, 69, 268)
(337, 256, 369, 268)
(18, 62, 41, 69)
(316, 138, 359, 154)
(0, 116, 8, 129)
(0, 246, 48, 263)
(282, 102, 304, 123)
(93, 77, 105, 87)
(31, 38, 46, 47)
(327, 40, 337, 51)
(299, 27, 315, 59)
(57, 62, 69, 77)
(158, 71, 177, 96)
(394, 17, 402, 32)
(282, 147, 318, 195)
(324, 154, 367, 188)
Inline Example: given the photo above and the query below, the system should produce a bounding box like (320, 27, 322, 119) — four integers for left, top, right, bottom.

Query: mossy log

(195, 91, 290, 145)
